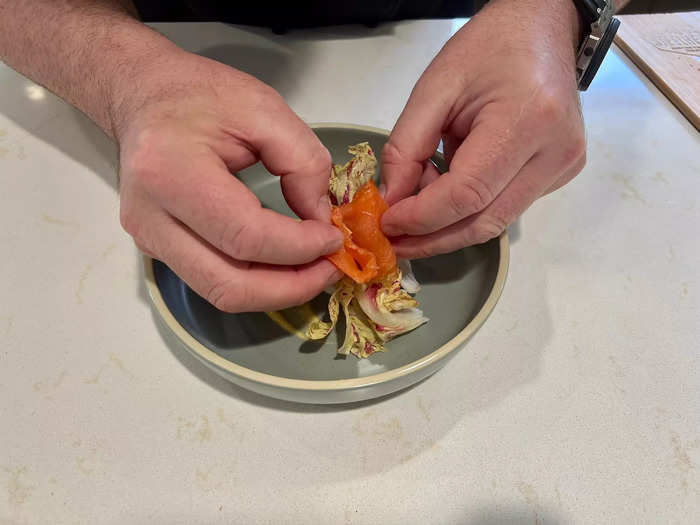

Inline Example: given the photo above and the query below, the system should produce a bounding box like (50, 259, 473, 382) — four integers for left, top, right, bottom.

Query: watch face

(580, 17, 621, 91)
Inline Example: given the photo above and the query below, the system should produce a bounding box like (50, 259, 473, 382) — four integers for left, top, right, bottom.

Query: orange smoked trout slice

(326, 180, 397, 283)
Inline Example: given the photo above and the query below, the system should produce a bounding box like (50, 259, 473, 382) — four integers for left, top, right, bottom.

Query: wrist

(530, 0, 584, 52)
(103, 35, 185, 142)
(556, 0, 585, 50)
(487, 0, 583, 51)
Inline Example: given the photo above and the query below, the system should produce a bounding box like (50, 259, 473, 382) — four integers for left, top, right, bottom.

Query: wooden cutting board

(615, 12, 700, 131)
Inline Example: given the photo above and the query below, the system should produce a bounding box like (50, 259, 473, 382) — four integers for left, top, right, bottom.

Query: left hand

(380, 0, 586, 258)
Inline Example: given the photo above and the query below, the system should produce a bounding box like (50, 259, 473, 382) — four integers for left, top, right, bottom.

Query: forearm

(0, 0, 180, 138)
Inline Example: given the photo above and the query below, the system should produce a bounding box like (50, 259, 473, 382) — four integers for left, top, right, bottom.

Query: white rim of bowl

(143, 123, 510, 392)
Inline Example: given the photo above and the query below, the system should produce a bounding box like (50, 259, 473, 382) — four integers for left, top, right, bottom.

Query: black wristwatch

(572, 0, 621, 90)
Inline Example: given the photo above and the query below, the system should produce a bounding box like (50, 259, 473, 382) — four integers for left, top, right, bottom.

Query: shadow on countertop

(109, 500, 566, 524)
(465, 505, 564, 525)
(0, 27, 308, 195)
(196, 41, 300, 101)
(0, 66, 119, 192)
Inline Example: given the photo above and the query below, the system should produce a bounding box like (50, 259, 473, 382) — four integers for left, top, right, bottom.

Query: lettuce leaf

(305, 142, 428, 358)
(329, 142, 377, 205)
(306, 269, 427, 358)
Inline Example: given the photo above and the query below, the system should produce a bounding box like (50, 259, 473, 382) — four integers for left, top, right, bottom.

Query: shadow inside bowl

(152, 235, 500, 383)
(150, 302, 431, 413)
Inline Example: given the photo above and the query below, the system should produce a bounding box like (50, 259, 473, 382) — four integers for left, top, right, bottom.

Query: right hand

(113, 50, 343, 312)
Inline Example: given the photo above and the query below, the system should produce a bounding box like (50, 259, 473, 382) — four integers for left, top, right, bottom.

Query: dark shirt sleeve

(134, 0, 476, 27)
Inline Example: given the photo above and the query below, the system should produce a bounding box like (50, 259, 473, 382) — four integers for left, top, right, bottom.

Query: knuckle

(219, 221, 262, 261)
(300, 145, 332, 176)
(470, 215, 507, 245)
(262, 84, 284, 103)
(119, 203, 141, 239)
(534, 91, 567, 124)
(275, 130, 330, 180)
(121, 211, 156, 256)
(410, 244, 434, 260)
(564, 132, 587, 170)
(131, 163, 161, 193)
(524, 87, 572, 132)
(206, 279, 241, 313)
(120, 128, 170, 194)
(381, 140, 404, 166)
(401, 198, 432, 233)
(254, 84, 286, 112)
(134, 241, 152, 256)
(118, 197, 160, 257)
(381, 140, 417, 177)
(316, 146, 333, 171)
(573, 149, 587, 173)
(133, 238, 157, 258)
(448, 175, 494, 218)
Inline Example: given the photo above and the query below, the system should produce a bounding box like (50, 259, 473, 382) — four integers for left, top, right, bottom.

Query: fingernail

(378, 183, 387, 199)
(381, 219, 402, 238)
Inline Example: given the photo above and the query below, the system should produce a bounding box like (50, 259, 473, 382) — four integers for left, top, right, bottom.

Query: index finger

(381, 118, 534, 237)
(144, 146, 342, 265)
(246, 100, 335, 222)
(380, 76, 448, 207)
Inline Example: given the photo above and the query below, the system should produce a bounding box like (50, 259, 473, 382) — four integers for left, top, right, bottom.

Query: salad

(306, 142, 428, 358)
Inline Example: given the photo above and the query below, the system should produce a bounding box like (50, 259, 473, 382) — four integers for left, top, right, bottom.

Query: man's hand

(380, 0, 586, 258)
(116, 51, 343, 312)
(0, 1, 342, 313)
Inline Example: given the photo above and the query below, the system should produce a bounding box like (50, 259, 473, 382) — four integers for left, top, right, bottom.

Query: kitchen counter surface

(1, 20, 698, 524)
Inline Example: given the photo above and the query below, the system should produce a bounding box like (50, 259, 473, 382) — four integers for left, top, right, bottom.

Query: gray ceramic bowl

(144, 123, 509, 404)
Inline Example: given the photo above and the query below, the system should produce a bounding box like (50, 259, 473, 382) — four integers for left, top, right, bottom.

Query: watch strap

(572, 0, 607, 24)
(572, 0, 620, 90)
(578, 16, 620, 90)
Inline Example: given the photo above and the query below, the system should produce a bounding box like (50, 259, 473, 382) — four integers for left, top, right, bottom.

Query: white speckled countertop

(1, 20, 699, 524)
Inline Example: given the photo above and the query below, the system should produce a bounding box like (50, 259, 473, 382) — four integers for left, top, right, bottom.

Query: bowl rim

(143, 123, 510, 392)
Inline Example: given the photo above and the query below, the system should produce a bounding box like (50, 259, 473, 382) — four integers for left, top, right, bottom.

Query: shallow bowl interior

(148, 124, 506, 385)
